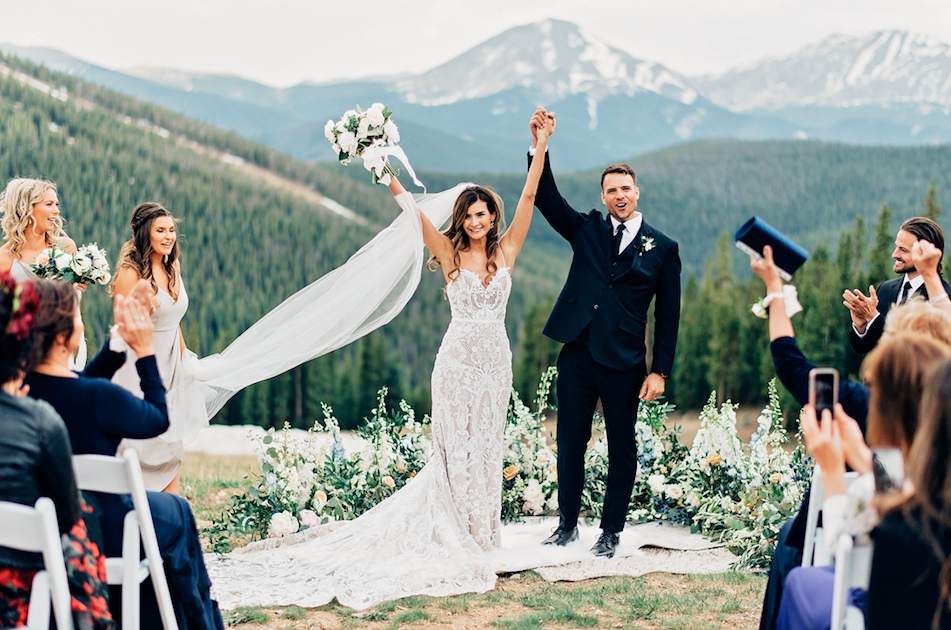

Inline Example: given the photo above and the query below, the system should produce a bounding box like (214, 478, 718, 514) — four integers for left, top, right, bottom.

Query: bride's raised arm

(388, 176, 454, 274)
(501, 114, 555, 266)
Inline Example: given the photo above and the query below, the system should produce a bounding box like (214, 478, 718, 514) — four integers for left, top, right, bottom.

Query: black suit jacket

(849, 276, 951, 354)
(532, 152, 681, 374)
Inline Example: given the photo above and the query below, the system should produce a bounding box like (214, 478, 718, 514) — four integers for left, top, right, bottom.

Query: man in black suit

(845, 216, 951, 354)
(529, 107, 681, 557)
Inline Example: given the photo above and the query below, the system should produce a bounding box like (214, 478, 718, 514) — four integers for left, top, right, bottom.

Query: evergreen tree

(514, 296, 560, 407)
(924, 179, 942, 221)
(702, 233, 741, 404)
(868, 202, 894, 287)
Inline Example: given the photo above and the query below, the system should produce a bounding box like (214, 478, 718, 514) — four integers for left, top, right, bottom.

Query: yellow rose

(769, 472, 783, 483)
(381, 475, 395, 488)
(707, 453, 721, 466)
(503, 465, 520, 481)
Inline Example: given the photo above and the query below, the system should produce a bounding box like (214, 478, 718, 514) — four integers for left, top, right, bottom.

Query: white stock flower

(647, 474, 666, 494)
(382, 118, 399, 143)
(266, 511, 299, 538)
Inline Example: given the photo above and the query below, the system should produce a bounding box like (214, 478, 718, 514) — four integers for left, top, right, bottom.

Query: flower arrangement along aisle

(210, 374, 810, 568)
(31, 243, 111, 285)
(324, 103, 425, 189)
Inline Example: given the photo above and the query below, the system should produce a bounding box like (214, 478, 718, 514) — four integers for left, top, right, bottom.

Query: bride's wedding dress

(205, 207, 513, 610)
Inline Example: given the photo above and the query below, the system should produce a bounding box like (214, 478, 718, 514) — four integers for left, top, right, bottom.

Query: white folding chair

(801, 466, 859, 567)
(72, 449, 179, 630)
(0, 497, 74, 630)
(830, 533, 872, 630)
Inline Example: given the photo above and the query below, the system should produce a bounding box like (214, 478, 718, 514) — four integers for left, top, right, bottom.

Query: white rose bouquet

(325, 104, 424, 189)
(32, 243, 112, 285)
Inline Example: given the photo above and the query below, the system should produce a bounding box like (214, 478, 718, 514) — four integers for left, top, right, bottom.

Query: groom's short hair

(601, 164, 637, 189)
(901, 216, 945, 274)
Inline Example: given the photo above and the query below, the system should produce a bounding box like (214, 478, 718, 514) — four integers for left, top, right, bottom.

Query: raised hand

(536, 112, 556, 142)
(749, 245, 783, 293)
(530, 106, 551, 148)
(911, 239, 942, 278)
(842, 285, 879, 332)
(115, 292, 156, 358)
(835, 404, 872, 475)
(801, 404, 847, 495)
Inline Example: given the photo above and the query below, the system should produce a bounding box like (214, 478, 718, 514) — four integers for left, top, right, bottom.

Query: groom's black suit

(848, 276, 951, 354)
(532, 152, 681, 534)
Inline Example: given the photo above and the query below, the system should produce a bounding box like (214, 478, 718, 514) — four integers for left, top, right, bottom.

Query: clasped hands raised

(530, 106, 556, 146)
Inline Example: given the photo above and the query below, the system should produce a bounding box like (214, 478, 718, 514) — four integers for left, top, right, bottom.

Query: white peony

(298, 509, 319, 529)
(70, 253, 92, 274)
(366, 104, 385, 128)
(336, 131, 357, 156)
(357, 116, 371, 136)
(685, 493, 701, 508)
(324, 120, 336, 142)
(665, 484, 684, 500)
(266, 511, 299, 538)
(647, 474, 666, 494)
(522, 478, 544, 507)
(53, 251, 72, 271)
(382, 118, 399, 143)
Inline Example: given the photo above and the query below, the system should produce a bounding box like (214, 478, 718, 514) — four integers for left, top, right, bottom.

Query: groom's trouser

(555, 340, 646, 534)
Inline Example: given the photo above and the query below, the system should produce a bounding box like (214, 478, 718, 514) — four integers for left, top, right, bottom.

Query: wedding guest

(866, 356, 951, 629)
(751, 244, 951, 630)
(0, 272, 114, 630)
(25, 280, 223, 630)
(776, 333, 951, 630)
(844, 216, 951, 354)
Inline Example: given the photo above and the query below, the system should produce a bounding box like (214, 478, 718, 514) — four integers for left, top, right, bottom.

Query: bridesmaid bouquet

(32, 243, 112, 285)
(325, 103, 423, 188)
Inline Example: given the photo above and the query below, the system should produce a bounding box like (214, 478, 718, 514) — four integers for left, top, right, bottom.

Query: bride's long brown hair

(109, 202, 181, 300)
(427, 186, 505, 281)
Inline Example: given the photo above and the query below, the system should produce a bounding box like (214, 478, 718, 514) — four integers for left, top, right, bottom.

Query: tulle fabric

(166, 184, 472, 444)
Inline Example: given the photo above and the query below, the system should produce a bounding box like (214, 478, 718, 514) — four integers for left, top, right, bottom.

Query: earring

(491, 221, 495, 227)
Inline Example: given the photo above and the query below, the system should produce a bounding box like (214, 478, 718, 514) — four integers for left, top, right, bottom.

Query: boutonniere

(639, 236, 655, 256)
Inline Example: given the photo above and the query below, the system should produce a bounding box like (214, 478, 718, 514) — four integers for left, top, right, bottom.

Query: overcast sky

(5, 0, 950, 87)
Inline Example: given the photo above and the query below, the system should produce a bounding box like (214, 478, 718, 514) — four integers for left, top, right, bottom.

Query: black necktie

(899, 281, 913, 304)
(614, 224, 625, 256)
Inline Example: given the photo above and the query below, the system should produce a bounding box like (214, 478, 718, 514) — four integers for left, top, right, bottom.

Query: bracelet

(932, 293, 950, 305)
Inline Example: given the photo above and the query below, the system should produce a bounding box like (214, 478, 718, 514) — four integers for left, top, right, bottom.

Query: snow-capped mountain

(698, 30, 951, 112)
(397, 19, 697, 106)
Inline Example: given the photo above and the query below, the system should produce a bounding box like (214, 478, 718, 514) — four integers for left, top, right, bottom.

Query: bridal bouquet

(32, 243, 112, 285)
(325, 103, 401, 185)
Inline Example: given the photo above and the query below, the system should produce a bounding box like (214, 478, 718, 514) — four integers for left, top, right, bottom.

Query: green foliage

(223, 607, 269, 626)
(869, 202, 895, 286)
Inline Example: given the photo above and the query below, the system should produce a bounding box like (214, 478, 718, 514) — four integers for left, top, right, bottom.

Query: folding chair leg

(122, 511, 141, 630)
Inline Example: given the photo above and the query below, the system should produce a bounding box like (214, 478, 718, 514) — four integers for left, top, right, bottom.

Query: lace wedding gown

(205, 253, 513, 610)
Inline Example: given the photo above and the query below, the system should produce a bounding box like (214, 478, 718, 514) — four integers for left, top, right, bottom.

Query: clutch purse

(734, 216, 809, 281)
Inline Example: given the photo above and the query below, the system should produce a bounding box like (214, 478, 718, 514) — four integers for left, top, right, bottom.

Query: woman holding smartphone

(775, 333, 950, 630)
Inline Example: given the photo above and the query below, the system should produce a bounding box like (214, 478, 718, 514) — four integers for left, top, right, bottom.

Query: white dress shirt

(610, 214, 641, 255)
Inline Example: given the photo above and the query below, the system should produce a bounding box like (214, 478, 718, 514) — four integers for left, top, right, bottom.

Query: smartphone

(808, 368, 839, 417)
(872, 447, 905, 495)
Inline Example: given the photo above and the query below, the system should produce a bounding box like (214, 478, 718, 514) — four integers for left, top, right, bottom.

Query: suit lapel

(618, 221, 652, 279)
(600, 215, 615, 269)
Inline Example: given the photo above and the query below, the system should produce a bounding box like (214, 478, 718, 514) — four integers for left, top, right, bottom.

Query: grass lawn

(182, 453, 767, 629)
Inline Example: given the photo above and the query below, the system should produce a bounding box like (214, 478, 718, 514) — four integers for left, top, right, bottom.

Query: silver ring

(138, 316, 146, 322)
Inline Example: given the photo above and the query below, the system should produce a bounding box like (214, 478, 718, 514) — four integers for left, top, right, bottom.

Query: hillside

(0, 52, 569, 429)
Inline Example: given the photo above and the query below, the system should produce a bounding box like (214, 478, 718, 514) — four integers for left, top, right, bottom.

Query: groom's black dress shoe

(542, 527, 578, 546)
(591, 530, 620, 558)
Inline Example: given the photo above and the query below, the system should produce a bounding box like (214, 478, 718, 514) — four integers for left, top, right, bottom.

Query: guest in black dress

(25, 279, 223, 630)
(867, 357, 951, 629)
(0, 273, 114, 630)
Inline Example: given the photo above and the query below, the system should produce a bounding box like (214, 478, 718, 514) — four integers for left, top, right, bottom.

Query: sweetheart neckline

(454, 266, 511, 290)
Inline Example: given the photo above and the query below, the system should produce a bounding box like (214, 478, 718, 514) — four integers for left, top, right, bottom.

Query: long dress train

(204, 229, 513, 610)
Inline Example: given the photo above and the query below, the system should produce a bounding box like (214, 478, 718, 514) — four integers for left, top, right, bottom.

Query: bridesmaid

(0, 178, 77, 281)
(110, 202, 191, 494)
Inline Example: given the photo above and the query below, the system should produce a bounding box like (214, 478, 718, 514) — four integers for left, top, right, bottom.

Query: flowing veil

(160, 183, 472, 445)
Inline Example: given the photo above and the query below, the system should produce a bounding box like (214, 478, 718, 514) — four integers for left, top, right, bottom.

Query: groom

(529, 107, 681, 558)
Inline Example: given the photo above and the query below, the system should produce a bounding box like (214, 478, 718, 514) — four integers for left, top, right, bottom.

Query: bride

(205, 114, 556, 609)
